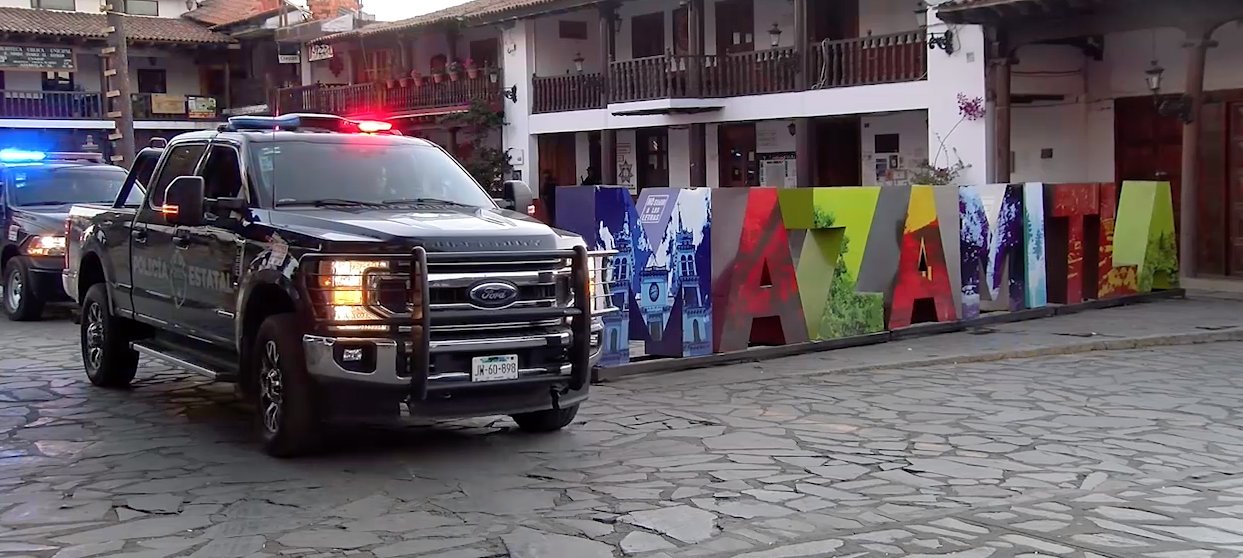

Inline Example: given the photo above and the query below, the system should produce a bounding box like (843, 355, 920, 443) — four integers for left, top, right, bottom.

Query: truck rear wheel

(511, 404, 579, 433)
(4, 257, 44, 322)
(253, 314, 321, 457)
(81, 284, 138, 388)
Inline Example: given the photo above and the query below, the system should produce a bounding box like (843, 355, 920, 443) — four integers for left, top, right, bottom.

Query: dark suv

(65, 115, 613, 456)
(0, 150, 130, 321)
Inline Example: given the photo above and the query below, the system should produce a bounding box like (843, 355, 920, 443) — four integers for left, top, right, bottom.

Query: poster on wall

(308, 44, 334, 62)
(187, 96, 217, 119)
(151, 94, 186, 115)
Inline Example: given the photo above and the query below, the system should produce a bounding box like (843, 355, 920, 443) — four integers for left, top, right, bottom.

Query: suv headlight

(24, 235, 65, 257)
(317, 260, 388, 331)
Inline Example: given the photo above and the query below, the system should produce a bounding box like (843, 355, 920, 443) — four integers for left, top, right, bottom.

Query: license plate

(471, 355, 519, 382)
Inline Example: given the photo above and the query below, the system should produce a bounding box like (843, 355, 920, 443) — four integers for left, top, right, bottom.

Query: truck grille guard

(304, 246, 616, 400)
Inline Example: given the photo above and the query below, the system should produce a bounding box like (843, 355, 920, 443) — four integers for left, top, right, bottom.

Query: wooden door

(674, 5, 690, 55)
(636, 128, 669, 190)
(632, 12, 666, 58)
(809, 0, 859, 42)
(718, 123, 757, 188)
(816, 117, 862, 186)
(469, 38, 499, 69)
(716, 0, 755, 55)
(1114, 96, 1183, 219)
(1229, 102, 1243, 275)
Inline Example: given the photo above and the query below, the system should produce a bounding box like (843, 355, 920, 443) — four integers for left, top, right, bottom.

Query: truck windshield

(10, 166, 129, 207)
(252, 140, 496, 208)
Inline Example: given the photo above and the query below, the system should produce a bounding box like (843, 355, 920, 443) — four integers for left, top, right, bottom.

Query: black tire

(4, 257, 44, 321)
(252, 313, 321, 457)
(81, 283, 138, 388)
(511, 404, 579, 433)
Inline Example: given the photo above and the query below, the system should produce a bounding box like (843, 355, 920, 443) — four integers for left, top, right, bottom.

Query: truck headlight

(24, 235, 65, 257)
(317, 260, 387, 331)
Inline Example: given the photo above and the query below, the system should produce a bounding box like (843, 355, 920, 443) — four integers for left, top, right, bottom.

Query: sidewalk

(607, 294, 1243, 391)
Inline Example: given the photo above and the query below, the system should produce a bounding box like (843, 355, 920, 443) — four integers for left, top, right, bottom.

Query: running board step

(131, 342, 238, 383)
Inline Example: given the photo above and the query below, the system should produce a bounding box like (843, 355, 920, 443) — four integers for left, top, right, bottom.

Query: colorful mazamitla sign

(557, 181, 1179, 367)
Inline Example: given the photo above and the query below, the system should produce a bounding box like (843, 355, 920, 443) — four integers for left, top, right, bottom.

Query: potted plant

(432, 68, 445, 84)
(465, 58, 479, 79)
(409, 70, 422, 87)
(447, 60, 462, 82)
(385, 77, 397, 89)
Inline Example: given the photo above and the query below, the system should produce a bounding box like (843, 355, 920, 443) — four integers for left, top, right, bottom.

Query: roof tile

(0, 6, 233, 44)
(183, 0, 291, 28)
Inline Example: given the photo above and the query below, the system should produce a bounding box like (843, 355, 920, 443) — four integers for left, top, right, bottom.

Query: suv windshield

(251, 139, 496, 209)
(10, 166, 129, 207)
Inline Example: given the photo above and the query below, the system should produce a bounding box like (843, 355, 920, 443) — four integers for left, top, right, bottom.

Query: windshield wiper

(277, 199, 381, 208)
(382, 198, 472, 207)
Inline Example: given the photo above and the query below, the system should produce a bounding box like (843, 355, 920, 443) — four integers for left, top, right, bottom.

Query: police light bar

(0, 149, 46, 163)
(224, 114, 399, 135)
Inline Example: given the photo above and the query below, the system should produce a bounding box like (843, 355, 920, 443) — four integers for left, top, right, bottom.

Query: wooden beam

(1012, 0, 1243, 46)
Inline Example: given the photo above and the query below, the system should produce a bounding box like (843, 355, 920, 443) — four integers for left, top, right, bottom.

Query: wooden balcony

(809, 30, 927, 89)
(532, 73, 604, 114)
(278, 77, 501, 118)
(0, 91, 227, 121)
(530, 30, 927, 113)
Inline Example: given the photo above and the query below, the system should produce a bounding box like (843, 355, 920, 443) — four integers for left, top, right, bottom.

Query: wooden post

(599, 1, 618, 184)
(104, 8, 135, 166)
(993, 57, 1011, 183)
(687, 0, 704, 96)
(690, 123, 706, 187)
(1178, 27, 1215, 279)
(795, 117, 813, 187)
(448, 127, 460, 158)
(794, 0, 808, 90)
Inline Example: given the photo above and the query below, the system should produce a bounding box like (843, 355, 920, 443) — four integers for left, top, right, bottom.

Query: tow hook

(549, 385, 570, 411)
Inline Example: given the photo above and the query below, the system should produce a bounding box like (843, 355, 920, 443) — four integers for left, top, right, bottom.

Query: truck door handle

(131, 229, 147, 244)
(172, 230, 192, 249)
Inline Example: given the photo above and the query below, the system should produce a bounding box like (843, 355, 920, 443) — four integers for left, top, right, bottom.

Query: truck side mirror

(163, 176, 206, 227)
(501, 180, 535, 216)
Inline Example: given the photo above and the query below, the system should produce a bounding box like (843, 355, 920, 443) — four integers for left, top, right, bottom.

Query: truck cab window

(148, 143, 206, 208)
(200, 145, 243, 201)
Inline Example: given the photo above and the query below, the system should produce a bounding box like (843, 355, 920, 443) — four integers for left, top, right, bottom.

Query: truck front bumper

(302, 318, 604, 420)
(25, 257, 70, 303)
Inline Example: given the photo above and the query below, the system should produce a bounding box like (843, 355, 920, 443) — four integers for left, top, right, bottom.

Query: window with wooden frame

(353, 49, 394, 83)
(30, 0, 75, 10)
(559, 20, 589, 40)
(119, 0, 158, 16)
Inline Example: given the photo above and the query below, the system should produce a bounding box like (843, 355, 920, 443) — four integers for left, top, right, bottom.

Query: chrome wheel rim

(6, 270, 21, 311)
(84, 302, 104, 371)
(259, 340, 283, 435)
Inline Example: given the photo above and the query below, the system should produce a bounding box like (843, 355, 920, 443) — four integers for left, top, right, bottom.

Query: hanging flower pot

(465, 58, 479, 79)
(432, 72, 445, 84)
(399, 77, 411, 87)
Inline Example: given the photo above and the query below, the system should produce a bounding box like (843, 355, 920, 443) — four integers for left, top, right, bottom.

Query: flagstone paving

(0, 301, 1240, 557)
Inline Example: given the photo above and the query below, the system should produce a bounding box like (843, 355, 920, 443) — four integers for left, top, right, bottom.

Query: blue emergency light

(0, 149, 47, 163)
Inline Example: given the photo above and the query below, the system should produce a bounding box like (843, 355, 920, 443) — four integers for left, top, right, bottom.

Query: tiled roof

(314, 0, 564, 43)
(0, 7, 234, 44)
(183, 0, 294, 28)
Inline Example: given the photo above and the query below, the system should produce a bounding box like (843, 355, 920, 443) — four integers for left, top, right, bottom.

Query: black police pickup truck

(0, 150, 131, 321)
(64, 114, 612, 457)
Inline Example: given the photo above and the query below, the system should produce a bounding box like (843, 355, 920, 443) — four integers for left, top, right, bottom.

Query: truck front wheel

(252, 314, 321, 457)
(81, 284, 138, 388)
(4, 257, 44, 321)
(511, 404, 579, 433)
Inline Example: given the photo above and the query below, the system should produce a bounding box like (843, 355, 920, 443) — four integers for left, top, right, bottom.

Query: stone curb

(596, 289, 1188, 383)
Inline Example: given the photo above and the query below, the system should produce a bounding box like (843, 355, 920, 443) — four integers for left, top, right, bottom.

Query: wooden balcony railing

(809, 30, 927, 89)
(700, 47, 799, 97)
(0, 91, 103, 119)
(277, 77, 500, 118)
(532, 73, 605, 114)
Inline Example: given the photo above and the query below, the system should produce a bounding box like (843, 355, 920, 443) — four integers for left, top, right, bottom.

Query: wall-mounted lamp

(787, 122, 796, 136)
(1145, 60, 1193, 123)
(928, 29, 954, 54)
(612, 14, 623, 34)
(502, 84, 518, 103)
(488, 66, 500, 84)
(768, 23, 782, 48)
(573, 52, 585, 73)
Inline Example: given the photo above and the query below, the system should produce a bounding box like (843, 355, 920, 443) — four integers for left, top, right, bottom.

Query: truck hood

(265, 206, 575, 252)
(12, 206, 71, 236)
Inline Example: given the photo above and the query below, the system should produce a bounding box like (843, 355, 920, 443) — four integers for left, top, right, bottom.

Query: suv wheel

(511, 404, 579, 433)
(81, 284, 138, 388)
(4, 257, 43, 321)
(253, 314, 321, 457)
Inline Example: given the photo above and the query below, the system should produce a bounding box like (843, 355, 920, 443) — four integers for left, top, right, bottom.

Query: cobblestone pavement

(0, 302, 1242, 557)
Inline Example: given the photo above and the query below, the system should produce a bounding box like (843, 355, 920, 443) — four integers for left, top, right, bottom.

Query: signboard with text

(0, 45, 74, 72)
(187, 96, 217, 119)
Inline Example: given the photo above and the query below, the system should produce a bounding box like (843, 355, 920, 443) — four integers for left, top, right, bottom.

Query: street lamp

(1145, 60, 1193, 123)
(768, 23, 782, 48)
